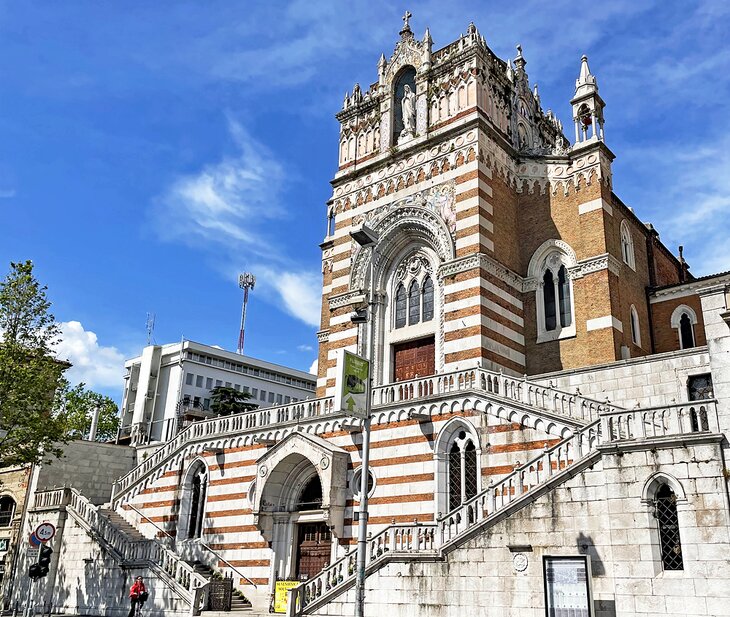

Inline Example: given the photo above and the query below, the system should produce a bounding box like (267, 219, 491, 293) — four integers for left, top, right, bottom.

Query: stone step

(99, 508, 147, 541)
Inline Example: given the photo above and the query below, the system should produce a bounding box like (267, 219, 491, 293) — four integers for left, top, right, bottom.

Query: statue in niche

(399, 84, 416, 143)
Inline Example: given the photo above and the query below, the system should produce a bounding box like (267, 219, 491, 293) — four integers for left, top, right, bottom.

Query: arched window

(422, 276, 434, 322)
(296, 475, 323, 511)
(395, 284, 407, 329)
(447, 430, 478, 512)
(558, 266, 571, 328)
(679, 313, 695, 349)
(630, 305, 641, 347)
(670, 305, 698, 350)
(0, 496, 15, 527)
(543, 269, 556, 331)
(529, 242, 577, 343)
(654, 484, 683, 571)
(408, 280, 421, 325)
(187, 465, 207, 539)
(620, 220, 635, 270)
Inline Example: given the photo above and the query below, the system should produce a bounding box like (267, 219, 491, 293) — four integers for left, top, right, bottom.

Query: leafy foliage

(209, 386, 258, 416)
(0, 261, 70, 466)
(60, 381, 120, 442)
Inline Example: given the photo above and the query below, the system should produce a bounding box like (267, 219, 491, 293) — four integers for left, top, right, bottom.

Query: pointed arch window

(408, 280, 421, 325)
(447, 430, 478, 512)
(654, 484, 683, 571)
(395, 284, 407, 329)
(620, 220, 635, 270)
(543, 269, 556, 331)
(422, 276, 434, 322)
(630, 305, 641, 347)
(558, 266, 571, 328)
(530, 244, 577, 343)
(671, 305, 698, 350)
(187, 465, 207, 539)
(679, 313, 695, 349)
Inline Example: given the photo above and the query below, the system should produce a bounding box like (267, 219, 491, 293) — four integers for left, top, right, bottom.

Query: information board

(273, 580, 299, 614)
(544, 556, 592, 617)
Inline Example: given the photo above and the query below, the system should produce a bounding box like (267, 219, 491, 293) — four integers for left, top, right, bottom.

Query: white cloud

(55, 321, 127, 390)
(254, 264, 322, 328)
(0, 189, 15, 199)
(297, 344, 313, 352)
(308, 358, 318, 375)
(154, 119, 285, 261)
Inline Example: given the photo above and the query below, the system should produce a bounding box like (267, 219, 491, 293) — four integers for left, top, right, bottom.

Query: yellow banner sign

(273, 580, 299, 613)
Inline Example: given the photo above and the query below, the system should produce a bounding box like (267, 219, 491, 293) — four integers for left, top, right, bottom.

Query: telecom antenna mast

(237, 273, 256, 354)
(145, 312, 156, 346)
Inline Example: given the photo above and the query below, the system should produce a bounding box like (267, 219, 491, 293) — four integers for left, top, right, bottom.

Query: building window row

(184, 352, 315, 390)
(184, 372, 296, 405)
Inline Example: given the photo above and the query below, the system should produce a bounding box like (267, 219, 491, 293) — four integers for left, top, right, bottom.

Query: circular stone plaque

(259, 465, 268, 478)
(513, 553, 528, 572)
(320, 456, 330, 470)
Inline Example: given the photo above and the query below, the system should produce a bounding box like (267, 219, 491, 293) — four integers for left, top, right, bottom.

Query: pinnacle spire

(575, 54, 598, 97)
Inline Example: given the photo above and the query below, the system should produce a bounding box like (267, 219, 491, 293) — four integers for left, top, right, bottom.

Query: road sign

(28, 533, 40, 547)
(333, 350, 370, 420)
(34, 523, 55, 543)
(27, 547, 39, 560)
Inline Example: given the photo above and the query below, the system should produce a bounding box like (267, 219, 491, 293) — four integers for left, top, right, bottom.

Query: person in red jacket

(128, 576, 147, 617)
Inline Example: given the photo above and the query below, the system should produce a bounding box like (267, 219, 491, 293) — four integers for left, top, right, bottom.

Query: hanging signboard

(273, 580, 299, 613)
(333, 350, 370, 420)
(543, 555, 592, 617)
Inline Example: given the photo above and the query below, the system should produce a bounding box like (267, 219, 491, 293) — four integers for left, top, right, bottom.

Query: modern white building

(119, 340, 316, 444)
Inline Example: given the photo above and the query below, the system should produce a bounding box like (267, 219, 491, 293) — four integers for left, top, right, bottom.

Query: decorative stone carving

(395, 253, 432, 282)
(350, 203, 455, 291)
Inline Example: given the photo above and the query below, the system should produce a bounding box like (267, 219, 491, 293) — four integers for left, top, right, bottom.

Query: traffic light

(37, 545, 53, 577)
(28, 564, 42, 579)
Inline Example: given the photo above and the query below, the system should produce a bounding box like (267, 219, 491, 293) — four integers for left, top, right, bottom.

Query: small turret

(570, 54, 605, 145)
(422, 27, 433, 71)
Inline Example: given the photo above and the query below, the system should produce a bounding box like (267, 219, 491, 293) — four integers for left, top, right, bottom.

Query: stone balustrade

(33, 487, 207, 608)
(287, 523, 438, 617)
(600, 400, 719, 442)
(113, 368, 616, 507)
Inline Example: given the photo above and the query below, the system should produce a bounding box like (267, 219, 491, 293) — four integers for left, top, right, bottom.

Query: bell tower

(570, 55, 605, 145)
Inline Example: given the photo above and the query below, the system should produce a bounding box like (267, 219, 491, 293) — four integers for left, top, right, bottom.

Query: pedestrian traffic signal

(37, 545, 53, 577)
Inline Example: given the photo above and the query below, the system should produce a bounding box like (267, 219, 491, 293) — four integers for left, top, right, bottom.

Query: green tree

(60, 381, 120, 442)
(0, 261, 70, 466)
(209, 386, 258, 416)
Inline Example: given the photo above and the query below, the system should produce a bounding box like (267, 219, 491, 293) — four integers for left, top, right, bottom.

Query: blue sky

(2, 1, 729, 400)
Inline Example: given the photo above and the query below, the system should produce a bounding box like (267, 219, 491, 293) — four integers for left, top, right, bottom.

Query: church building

(13, 15, 730, 617)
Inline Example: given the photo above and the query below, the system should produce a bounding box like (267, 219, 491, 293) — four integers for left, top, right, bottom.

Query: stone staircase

(286, 399, 722, 616)
(99, 507, 148, 542)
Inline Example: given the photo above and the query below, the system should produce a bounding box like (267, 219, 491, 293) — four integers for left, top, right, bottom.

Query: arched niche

(392, 66, 416, 144)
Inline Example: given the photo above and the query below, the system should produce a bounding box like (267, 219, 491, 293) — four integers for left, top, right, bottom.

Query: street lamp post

(349, 223, 379, 617)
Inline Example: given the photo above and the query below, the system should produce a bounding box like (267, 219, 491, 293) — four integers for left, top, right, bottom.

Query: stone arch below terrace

(252, 431, 349, 587)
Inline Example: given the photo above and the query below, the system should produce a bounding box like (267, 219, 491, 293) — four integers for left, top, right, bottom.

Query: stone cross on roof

(402, 11, 412, 29)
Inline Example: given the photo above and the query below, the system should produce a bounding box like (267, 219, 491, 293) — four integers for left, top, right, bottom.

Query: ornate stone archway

(252, 431, 349, 585)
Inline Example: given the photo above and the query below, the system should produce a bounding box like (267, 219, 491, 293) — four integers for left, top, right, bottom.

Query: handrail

(127, 504, 258, 589)
(198, 540, 258, 589)
(126, 503, 175, 541)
